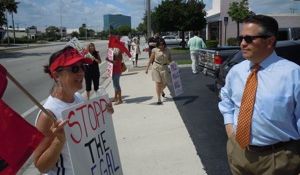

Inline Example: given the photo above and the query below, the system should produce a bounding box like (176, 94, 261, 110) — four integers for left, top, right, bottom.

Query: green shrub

(206, 40, 218, 48)
(227, 37, 239, 46)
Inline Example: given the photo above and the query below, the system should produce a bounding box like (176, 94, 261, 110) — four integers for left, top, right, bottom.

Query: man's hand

(225, 124, 235, 138)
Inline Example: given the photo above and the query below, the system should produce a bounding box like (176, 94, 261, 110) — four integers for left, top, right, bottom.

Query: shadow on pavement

(173, 95, 199, 105)
(124, 96, 153, 104)
(173, 67, 232, 175)
(121, 72, 138, 76)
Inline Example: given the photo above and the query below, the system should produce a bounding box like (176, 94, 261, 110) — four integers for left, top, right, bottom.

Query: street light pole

(146, 0, 151, 40)
(60, 0, 63, 39)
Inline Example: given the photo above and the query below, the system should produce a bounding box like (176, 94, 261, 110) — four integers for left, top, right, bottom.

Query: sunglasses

(237, 35, 271, 44)
(58, 64, 86, 73)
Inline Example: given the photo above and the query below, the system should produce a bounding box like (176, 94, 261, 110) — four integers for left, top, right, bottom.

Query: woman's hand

(50, 120, 68, 143)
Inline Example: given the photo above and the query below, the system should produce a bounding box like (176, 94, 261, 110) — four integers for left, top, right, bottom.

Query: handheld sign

(169, 61, 183, 96)
(106, 48, 114, 77)
(62, 95, 122, 175)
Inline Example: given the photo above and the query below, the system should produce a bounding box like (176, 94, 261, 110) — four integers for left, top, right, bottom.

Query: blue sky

(10, 0, 300, 32)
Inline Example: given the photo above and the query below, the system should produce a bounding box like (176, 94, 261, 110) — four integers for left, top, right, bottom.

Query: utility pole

(60, 0, 63, 39)
(146, 0, 151, 40)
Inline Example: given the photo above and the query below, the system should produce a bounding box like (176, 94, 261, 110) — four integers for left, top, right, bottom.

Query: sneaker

(157, 101, 162, 105)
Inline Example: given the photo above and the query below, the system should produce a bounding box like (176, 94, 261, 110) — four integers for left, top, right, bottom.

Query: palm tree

(3, 0, 19, 44)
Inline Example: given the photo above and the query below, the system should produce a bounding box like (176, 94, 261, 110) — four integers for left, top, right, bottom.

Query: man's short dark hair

(191, 31, 199, 37)
(243, 15, 278, 37)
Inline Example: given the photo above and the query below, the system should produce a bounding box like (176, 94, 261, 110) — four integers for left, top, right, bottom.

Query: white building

(205, 0, 300, 45)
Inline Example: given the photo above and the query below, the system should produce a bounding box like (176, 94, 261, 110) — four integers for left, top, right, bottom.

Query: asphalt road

(0, 40, 109, 125)
(172, 66, 231, 175)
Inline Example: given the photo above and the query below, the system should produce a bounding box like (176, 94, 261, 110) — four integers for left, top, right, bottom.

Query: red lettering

(88, 104, 98, 130)
(99, 99, 109, 125)
(76, 105, 88, 138)
(68, 111, 82, 144)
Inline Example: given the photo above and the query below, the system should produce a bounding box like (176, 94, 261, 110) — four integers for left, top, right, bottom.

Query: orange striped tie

(236, 64, 260, 149)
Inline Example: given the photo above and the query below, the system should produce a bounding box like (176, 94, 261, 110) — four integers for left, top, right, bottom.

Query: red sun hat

(49, 47, 93, 75)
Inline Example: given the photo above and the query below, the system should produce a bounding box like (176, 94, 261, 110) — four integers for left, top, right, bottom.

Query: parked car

(198, 28, 300, 80)
(198, 46, 240, 78)
(277, 27, 300, 41)
(215, 40, 300, 96)
(162, 35, 182, 45)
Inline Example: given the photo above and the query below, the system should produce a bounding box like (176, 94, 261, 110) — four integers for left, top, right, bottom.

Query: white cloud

(11, 0, 300, 32)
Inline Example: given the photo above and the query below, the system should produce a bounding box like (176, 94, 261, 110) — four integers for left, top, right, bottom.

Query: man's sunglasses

(237, 35, 271, 44)
(57, 64, 86, 73)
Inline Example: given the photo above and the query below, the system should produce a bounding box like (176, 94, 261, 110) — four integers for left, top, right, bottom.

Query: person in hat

(33, 46, 114, 174)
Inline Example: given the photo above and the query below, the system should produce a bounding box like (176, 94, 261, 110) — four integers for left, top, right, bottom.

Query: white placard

(62, 95, 123, 175)
(169, 61, 183, 96)
(106, 48, 114, 77)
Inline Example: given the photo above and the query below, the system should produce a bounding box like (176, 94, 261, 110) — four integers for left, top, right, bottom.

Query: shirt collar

(247, 51, 278, 72)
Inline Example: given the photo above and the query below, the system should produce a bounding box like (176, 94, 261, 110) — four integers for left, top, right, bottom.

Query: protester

(218, 15, 300, 174)
(187, 31, 206, 74)
(107, 48, 123, 105)
(84, 43, 101, 100)
(148, 33, 160, 58)
(130, 37, 141, 67)
(145, 38, 172, 105)
(33, 46, 114, 174)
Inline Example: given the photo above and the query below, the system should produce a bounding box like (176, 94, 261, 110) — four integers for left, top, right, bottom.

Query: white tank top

(35, 92, 84, 175)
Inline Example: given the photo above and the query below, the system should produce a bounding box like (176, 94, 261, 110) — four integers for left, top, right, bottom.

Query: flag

(108, 35, 131, 57)
(0, 99, 44, 175)
(0, 64, 7, 98)
(0, 65, 44, 175)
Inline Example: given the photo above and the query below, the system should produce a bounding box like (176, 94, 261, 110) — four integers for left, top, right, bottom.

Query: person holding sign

(33, 46, 114, 174)
(106, 48, 124, 105)
(145, 38, 172, 105)
(84, 43, 101, 100)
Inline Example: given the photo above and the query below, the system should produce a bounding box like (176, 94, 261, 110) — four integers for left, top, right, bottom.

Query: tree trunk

(5, 12, 10, 45)
(12, 13, 15, 44)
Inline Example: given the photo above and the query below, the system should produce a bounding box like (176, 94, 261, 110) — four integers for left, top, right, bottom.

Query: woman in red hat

(33, 46, 113, 174)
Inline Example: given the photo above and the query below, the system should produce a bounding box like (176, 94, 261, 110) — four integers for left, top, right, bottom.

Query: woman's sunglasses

(57, 64, 86, 73)
(237, 35, 271, 44)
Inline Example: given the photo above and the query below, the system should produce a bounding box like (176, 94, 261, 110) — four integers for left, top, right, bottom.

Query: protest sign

(62, 95, 122, 175)
(169, 62, 183, 96)
(106, 48, 114, 77)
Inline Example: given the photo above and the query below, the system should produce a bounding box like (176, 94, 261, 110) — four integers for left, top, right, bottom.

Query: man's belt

(246, 140, 299, 152)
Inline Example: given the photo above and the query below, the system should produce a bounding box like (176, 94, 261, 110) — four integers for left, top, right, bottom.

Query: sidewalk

(20, 41, 207, 174)
(103, 54, 207, 174)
